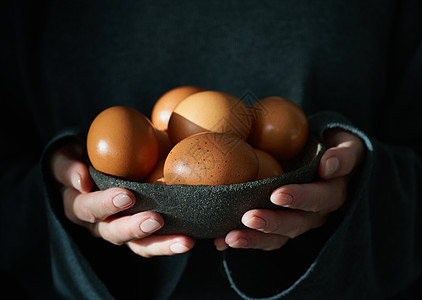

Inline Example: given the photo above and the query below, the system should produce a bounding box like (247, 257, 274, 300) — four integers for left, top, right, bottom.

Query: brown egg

(87, 106, 159, 181)
(167, 91, 253, 145)
(164, 132, 258, 185)
(145, 159, 166, 184)
(254, 149, 284, 180)
(248, 96, 309, 161)
(155, 129, 172, 159)
(151, 86, 206, 131)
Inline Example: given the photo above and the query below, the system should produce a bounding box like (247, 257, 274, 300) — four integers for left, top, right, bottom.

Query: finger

(127, 235, 195, 258)
(51, 146, 94, 193)
(224, 229, 289, 251)
(319, 130, 365, 179)
(214, 237, 229, 251)
(93, 211, 164, 245)
(270, 178, 347, 213)
(242, 209, 325, 238)
(63, 188, 88, 226)
(63, 187, 135, 224)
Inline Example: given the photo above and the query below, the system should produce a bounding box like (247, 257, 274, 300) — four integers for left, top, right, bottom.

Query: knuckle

(140, 251, 154, 258)
(311, 193, 323, 212)
(129, 244, 152, 258)
(98, 223, 123, 246)
(110, 240, 124, 246)
(308, 195, 324, 212)
(263, 243, 282, 251)
(291, 187, 307, 210)
(264, 216, 282, 234)
(288, 229, 301, 239)
(76, 192, 116, 223)
(75, 199, 99, 223)
(128, 222, 145, 240)
(261, 236, 288, 251)
(97, 198, 114, 220)
(83, 208, 99, 223)
(288, 213, 307, 238)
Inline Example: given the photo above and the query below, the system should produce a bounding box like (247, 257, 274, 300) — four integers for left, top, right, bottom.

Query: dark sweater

(1, 0, 421, 299)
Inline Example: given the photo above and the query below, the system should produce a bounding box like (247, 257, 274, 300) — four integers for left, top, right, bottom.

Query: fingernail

(71, 172, 82, 191)
(325, 156, 339, 178)
(112, 194, 133, 209)
(244, 216, 266, 230)
(140, 219, 162, 233)
(271, 192, 293, 207)
(170, 243, 190, 254)
(229, 238, 247, 248)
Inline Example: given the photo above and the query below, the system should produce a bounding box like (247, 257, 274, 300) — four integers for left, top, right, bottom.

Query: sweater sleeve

(222, 110, 422, 299)
(222, 3, 422, 297)
(0, 106, 56, 298)
(41, 129, 190, 300)
(0, 4, 57, 296)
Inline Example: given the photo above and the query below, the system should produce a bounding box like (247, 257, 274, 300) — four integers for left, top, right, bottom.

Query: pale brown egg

(254, 149, 284, 180)
(145, 159, 166, 184)
(167, 91, 253, 145)
(87, 106, 159, 181)
(248, 96, 309, 162)
(151, 86, 206, 131)
(164, 132, 258, 185)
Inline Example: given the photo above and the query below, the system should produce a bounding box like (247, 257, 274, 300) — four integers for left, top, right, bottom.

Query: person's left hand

(214, 128, 365, 251)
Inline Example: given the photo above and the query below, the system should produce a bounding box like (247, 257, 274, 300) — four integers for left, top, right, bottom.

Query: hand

(50, 142, 195, 257)
(214, 129, 365, 251)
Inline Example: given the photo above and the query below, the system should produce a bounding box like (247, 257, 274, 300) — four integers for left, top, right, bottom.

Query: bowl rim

(88, 135, 325, 191)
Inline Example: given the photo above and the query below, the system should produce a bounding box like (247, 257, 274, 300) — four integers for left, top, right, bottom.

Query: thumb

(50, 142, 94, 193)
(318, 129, 365, 180)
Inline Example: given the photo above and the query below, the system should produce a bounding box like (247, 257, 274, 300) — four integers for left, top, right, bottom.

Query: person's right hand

(50, 142, 195, 258)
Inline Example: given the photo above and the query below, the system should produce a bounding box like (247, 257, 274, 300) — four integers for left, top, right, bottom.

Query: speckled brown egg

(151, 86, 206, 131)
(254, 149, 284, 180)
(164, 132, 258, 185)
(87, 106, 159, 181)
(167, 91, 253, 145)
(248, 96, 309, 162)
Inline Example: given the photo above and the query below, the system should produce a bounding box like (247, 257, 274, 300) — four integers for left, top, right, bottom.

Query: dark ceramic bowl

(89, 136, 325, 239)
